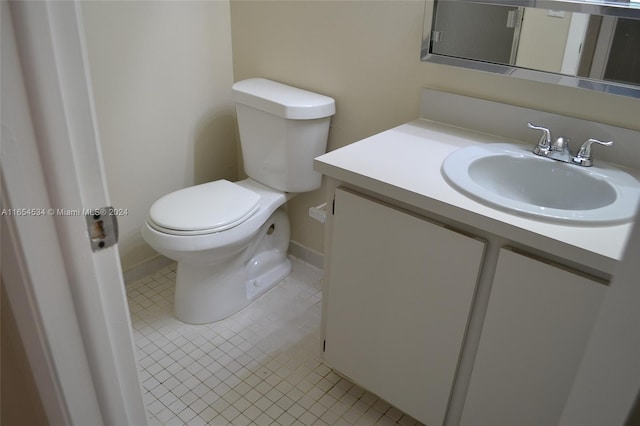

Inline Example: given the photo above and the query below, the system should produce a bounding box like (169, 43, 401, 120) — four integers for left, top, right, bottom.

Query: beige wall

(83, 0, 640, 268)
(82, 1, 236, 271)
(231, 0, 429, 254)
(230, 0, 640, 255)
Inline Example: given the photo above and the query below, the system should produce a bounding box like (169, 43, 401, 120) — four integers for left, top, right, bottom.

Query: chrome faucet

(527, 122, 613, 167)
(572, 138, 614, 167)
(527, 123, 551, 156)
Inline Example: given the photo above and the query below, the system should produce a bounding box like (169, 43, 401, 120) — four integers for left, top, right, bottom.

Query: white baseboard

(123, 255, 174, 285)
(288, 241, 324, 270)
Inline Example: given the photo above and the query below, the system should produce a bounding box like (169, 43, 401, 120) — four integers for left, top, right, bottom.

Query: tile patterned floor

(127, 257, 425, 425)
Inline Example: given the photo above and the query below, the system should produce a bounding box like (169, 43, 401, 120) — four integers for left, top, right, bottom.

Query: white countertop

(315, 119, 636, 275)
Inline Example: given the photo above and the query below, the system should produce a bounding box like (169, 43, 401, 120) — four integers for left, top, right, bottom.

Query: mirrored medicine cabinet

(422, 0, 640, 98)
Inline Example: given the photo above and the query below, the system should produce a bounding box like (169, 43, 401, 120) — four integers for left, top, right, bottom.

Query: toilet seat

(148, 180, 261, 236)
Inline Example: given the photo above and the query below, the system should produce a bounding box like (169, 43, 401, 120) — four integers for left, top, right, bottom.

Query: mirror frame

(421, 0, 640, 98)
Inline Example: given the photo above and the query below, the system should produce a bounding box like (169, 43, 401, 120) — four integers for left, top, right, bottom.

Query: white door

(325, 188, 484, 426)
(460, 249, 605, 426)
(2, 2, 147, 424)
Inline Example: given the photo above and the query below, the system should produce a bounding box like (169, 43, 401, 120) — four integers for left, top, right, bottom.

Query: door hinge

(85, 206, 119, 251)
(431, 30, 443, 43)
(323, 339, 326, 352)
(332, 197, 335, 215)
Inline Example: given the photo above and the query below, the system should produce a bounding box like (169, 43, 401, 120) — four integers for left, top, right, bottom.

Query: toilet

(142, 78, 335, 324)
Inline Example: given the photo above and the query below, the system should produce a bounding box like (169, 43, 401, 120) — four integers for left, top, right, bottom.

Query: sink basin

(442, 143, 640, 224)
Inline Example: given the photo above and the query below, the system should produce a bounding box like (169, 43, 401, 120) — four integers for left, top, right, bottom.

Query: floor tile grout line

(126, 258, 424, 426)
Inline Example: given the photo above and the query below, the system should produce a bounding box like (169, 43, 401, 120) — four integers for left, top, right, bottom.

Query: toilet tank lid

(232, 78, 335, 120)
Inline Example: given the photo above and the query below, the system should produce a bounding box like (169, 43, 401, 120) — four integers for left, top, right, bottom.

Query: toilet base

(245, 254, 291, 301)
(173, 208, 291, 324)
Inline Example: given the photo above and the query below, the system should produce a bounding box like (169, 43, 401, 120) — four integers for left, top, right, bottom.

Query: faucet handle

(527, 122, 552, 154)
(572, 138, 613, 167)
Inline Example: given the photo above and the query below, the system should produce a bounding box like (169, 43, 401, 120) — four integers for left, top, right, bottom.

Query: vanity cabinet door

(460, 248, 606, 426)
(324, 188, 485, 426)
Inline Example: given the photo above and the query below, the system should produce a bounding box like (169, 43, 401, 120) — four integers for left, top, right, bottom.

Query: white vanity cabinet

(314, 112, 634, 424)
(460, 248, 606, 426)
(323, 188, 485, 426)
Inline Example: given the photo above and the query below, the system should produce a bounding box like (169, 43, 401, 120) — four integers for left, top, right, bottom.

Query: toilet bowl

(142, 78, 335, 324)
(142, 179, 293, 324)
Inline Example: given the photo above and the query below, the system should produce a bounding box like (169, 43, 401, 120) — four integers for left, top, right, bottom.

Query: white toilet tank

(232, 78, 335, 193)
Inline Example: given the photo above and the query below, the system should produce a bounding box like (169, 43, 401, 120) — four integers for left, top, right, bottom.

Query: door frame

(3, 1, 147, 424)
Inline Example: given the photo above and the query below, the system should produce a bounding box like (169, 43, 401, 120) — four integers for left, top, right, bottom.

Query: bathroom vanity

(314, 90, 640, 425)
